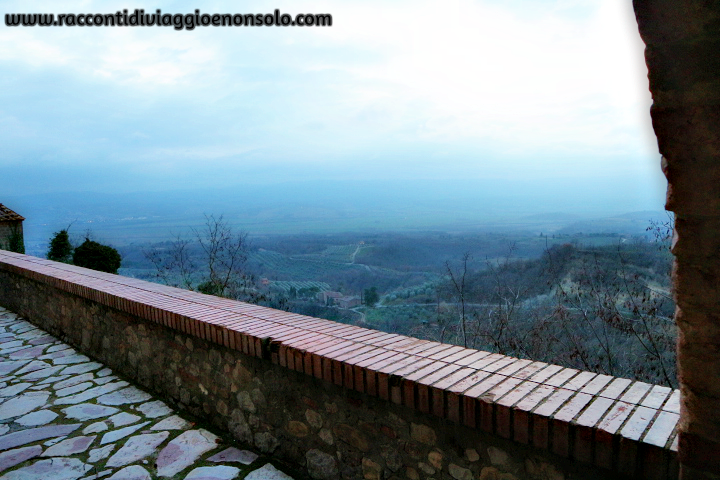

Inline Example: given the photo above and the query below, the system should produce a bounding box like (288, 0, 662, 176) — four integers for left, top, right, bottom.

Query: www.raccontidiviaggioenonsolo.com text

(5, 9, 332, 30)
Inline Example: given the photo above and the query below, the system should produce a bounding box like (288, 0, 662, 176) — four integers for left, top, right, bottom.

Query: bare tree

(445, 252, 471, 347)
(145, 214, 255, 300)
(144, 235, 195, 290)
(436, 236, 677, 388)
(193, 214, 252, 299)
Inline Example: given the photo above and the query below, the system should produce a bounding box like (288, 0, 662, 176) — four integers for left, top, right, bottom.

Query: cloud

(0, 0, 661, 199)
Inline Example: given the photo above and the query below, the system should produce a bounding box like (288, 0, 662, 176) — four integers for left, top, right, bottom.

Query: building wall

(0, 221, 23, 251)
(632, 2, 720, 477)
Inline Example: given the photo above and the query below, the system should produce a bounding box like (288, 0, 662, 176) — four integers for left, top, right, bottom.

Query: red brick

(429, 385, 446, 418)
(497, 380, 539, 408)
(599, 377, 633, 401)
(463, 374, 506, 399)
(294, 348, 306, 373)
(381, 337, 417, 351)
(484, 357, 522, 373)
(662, 390, 680, 413)
(576, 396, 615, 429)
(618, 436, 639, 478)
(440, 348, 480, 364)
(353, 365, 366, 393)
(532, 389, 575, 450)
(370, 333, 406, 347)
(321, 356, 335, 383)
(278, 331, 318, 347)
(366, 368, 377, 397)
(343, 328, 379, 341)
(312, 352, 324, 380)
(545, 368, 580, 387)
(595, 401, 635, 470)
(495, 381, 539, 439)
(462, 395, 477, 428)
(534, 388, 575, 418)
(229, 329, 237, 350)
(293, 334, 340, 352)
(427, 345, 466, 361)
(495, 358, 533, 376)
(453, 350, 491, 366)
(299, 349, 312, 373)
(416, 343, 455, 358)
(325, 342, 366, 362)
(416, 381, 430, 412)
(390, 381, 402, 405)
(580, 374, 614, 395)
(621, 406, 656, 442)
(363, 351, 408, 371)
(403, 378, 417, 409)
(354, 331, 392, 344)
(643, 411, 679, 448)
(377, 372, 390, 400)
(241, 332, 250, 355)
(575, 397, 616, 463)
(392, 338, 432, 352)
(620, 382, 653, 405)
(284, 346, 295, 370)
(328, 357, 348, 387)
(533, 415, 551, 450)
(340, 346, 387, 365)
(563, 371, 597, 391)
(641, 385, 672, 410)
(513, 384, 556, 445)
(430, 367, 478, 390)
(343, 363, 354, 389)
(527, 364, 564, 383)
(552, 393, 593, 458)
(446, 391, 463, 424)
(510, 361, 549, 380)
(311, 339, 357, 357)
(416, 364, 464, 416)
(385, 357, 434, 376)
(478, 377, 523, 434)
(354, 349, 398, 369)
(467, 353, 506, 370)
(641, 443, 673, 480)
(403, 361, 449, 382)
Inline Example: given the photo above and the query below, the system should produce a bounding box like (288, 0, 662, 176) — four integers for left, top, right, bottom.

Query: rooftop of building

(0, 204, 24, 223)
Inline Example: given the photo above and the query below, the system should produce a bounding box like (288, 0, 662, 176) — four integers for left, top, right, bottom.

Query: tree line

(47, 228, 121, 274)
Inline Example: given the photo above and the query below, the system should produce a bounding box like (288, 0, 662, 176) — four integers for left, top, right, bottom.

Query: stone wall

(632, 2, 720, 478)
(0, 251, 679, 479)
(0, 222, 22, 250)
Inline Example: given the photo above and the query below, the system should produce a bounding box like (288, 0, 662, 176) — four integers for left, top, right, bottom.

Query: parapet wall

(0, 250, 679, 480)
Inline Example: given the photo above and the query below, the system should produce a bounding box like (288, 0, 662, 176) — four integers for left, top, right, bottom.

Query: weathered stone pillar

(633, 1, 720, 478)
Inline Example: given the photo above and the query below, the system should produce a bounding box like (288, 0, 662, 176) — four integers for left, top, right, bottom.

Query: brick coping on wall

(0, 250, 679, 477)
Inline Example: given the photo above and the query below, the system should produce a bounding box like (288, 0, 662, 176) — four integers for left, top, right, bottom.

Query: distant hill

(6, 179, 667, 255)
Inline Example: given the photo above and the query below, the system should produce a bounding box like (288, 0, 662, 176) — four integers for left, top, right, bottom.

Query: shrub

(73, 239, 121, 274)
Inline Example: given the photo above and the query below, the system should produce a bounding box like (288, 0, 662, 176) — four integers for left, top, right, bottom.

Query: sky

(1, 0, 665, 212)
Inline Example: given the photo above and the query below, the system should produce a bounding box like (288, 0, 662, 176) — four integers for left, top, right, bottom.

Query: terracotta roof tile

(0, 204, 24, 222)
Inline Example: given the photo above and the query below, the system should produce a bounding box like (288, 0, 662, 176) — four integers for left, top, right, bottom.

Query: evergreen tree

(363, 286, 380, 307)
(73, 239, 121, 274)
(47, 229, 73, 263)
(7, 226, 24, 254)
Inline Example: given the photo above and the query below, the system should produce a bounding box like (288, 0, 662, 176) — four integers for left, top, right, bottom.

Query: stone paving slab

(0, 307, 299, 480)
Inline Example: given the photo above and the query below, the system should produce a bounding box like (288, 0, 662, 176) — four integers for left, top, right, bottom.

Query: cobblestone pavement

(0, 307, 299, 480)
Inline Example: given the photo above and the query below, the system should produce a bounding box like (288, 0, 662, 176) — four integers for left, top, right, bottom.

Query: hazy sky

(2, 0, 664, 208)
